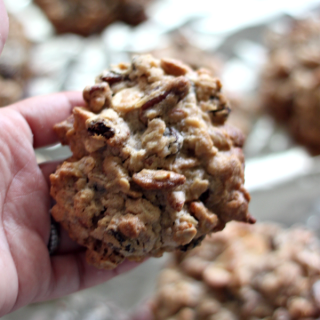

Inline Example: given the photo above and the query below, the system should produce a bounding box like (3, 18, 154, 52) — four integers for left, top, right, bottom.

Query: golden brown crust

(50, 54, 251, 269)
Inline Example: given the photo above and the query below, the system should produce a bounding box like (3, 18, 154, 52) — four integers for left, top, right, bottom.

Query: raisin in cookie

(152, 222, 320, 320)
(34, 0, 150, 36)
(50, 54, 252, 269)
(260, 17, 320, 154)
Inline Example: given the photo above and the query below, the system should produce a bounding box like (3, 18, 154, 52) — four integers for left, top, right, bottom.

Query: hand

(0, 92, 141, 316)
(0, 0, 9, 54)
(132, 302, 154, 320)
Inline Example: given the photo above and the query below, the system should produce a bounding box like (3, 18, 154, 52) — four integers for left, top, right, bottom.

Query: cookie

(152, 222, 320, 320)
(152, 32, 221, 76)
(0, 14, 30, 107)
(34, 0, 151, 36)
(260, 17, 320, 154)
(50, 54, 252, 269)
(0, 77, 23, 107)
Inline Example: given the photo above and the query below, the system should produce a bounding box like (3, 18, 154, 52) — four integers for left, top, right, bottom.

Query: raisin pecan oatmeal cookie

(152, 222, 320, 320)
(260, 17, 320, 154)
(34, 0, 151, 36)
(50, 54, 253, 269)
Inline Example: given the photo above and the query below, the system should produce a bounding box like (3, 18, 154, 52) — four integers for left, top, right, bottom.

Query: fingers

(11, 91, 85, 149)
(56, 228, 84, 254)
(0, 0, 9, 54)
(40, 253, 142, 302)
(131, 302, 154, 320)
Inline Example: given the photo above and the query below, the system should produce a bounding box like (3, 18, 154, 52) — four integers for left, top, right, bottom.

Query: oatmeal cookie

(0, 14, 30, 107)
(152, 32, 221, 76)
(34, 0, 151, 36)
(152, 222, 320, 320)
(50, 54, 252, 269)
(260, 17, 320, 154)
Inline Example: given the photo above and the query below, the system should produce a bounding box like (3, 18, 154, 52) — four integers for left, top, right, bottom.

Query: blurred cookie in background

(33, 0, 152, 36)
(151, 32, 222, 76)
(260, 17, 320, 154)
(152, 222, 320, 320)
(0, 14, 30, 107)
(0, 77, 23, 107)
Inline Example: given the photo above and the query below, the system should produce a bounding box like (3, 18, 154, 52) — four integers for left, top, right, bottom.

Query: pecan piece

(118, 214, 146, 239)
(112, 87, 144, 113)
(87, 118, 115, 139)
(190, 202, 219, 233)
(98, 70, 124, 85)
(167, 191, 185, 211)
(160, 58, 192, 76)
(140, 76, 190, 111)
(202, 94, 231, 125)
(83, 82, 112, 113)
(132, 169, 186, 190)
(203, 265, 232, 288)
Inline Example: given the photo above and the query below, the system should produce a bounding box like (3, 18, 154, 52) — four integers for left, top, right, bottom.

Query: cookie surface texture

(50, 55, 252, 269)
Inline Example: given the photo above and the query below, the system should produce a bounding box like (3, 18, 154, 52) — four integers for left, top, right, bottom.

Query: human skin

(0, 92, 142, 316)
(0, 0, 9, 54)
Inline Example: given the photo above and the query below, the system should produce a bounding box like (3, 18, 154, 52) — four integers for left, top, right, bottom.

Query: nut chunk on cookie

(50, 54, 253, 269)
